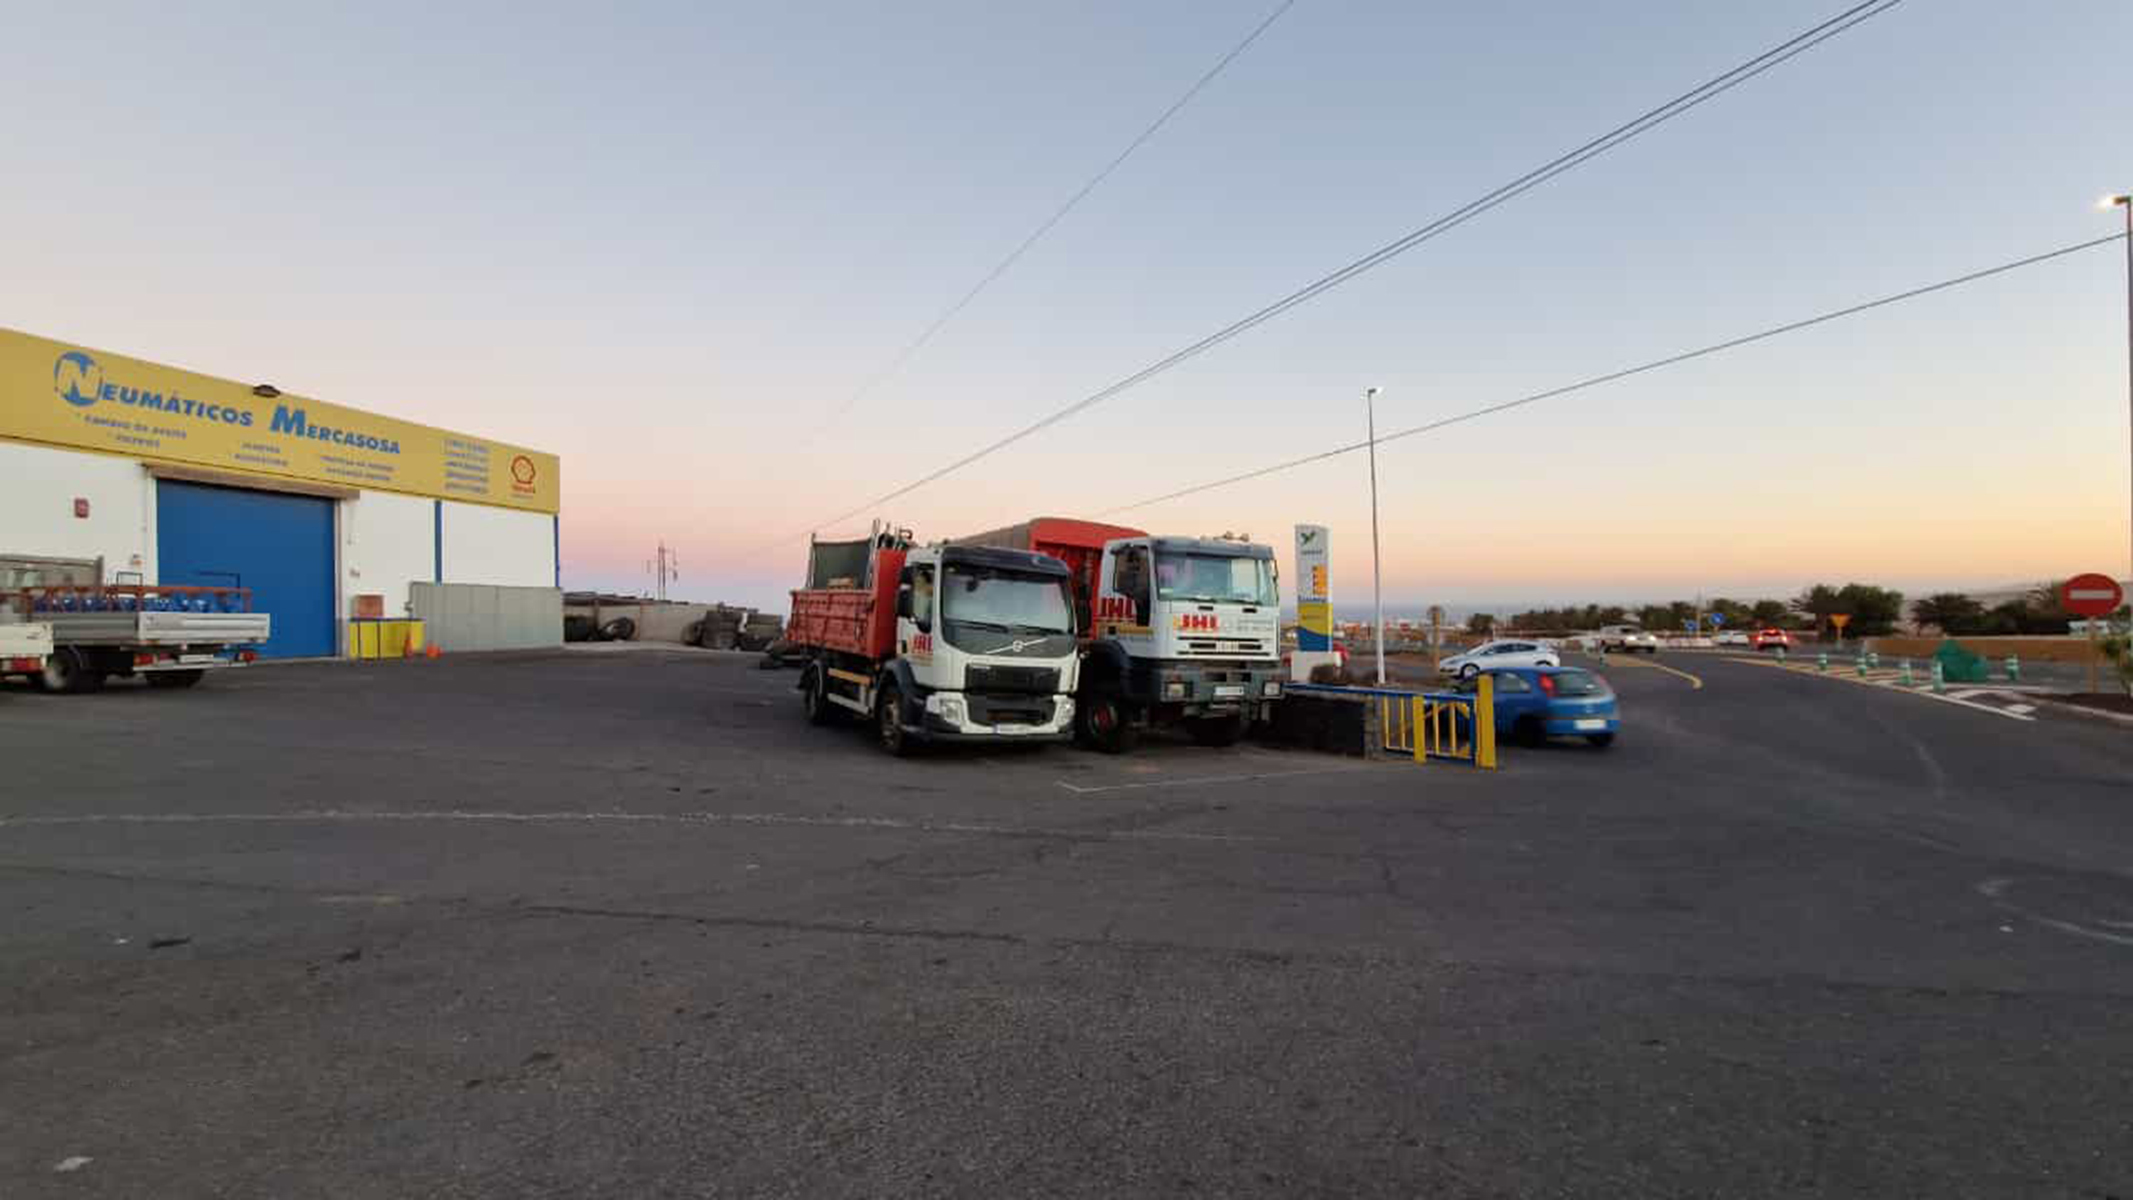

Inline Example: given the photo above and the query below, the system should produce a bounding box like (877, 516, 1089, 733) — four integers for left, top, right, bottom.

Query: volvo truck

(787, 524, 1080, 755)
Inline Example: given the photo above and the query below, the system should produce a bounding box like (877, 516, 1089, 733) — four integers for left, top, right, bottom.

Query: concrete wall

(342, 491, 435, 618)
(0, 441, 155, 581)
(441, 501, 554, 589)
(412, 582, 562, 652)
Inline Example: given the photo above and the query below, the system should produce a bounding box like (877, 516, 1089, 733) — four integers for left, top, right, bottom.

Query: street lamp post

(1365, 386, 1386, 685)
(2109, 193, 2133, 588)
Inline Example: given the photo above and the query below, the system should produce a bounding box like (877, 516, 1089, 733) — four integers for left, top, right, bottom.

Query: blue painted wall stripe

(433, 500, 443, 583)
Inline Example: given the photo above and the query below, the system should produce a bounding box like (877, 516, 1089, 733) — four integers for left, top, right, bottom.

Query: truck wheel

(1186, 715, 1243, 747)
(876, 682, 912, 757)
(1078, 695, 1138, 754)
(38, 648, 104, 694)
(146, 670, 206, 690)
(801, 665, 834, 725)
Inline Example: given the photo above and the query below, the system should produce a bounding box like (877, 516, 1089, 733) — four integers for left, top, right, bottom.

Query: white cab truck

(787, 527, 1081, 755)
(957, 518, 1283, 752)
(5, 585, 271, 692)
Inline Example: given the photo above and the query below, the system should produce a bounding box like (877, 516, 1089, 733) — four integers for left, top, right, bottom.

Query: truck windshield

(1155, 554, 1276, 607)
(942, 566, 1074, 635)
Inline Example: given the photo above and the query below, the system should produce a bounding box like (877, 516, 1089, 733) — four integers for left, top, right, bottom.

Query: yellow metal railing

(1374, 675, 1496, 769)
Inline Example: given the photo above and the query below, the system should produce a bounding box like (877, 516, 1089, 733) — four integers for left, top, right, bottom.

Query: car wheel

(801, 664, 834, 726)
(1587, 732, 1615, 749)
(1459, 663, 1480, 680)
(1077, 693, 1138, 754)
(876, 682, 911, 757)
(38, 647, 104, 694)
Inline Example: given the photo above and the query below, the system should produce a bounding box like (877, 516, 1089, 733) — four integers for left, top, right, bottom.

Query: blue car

(1457, 665, 1619, 748)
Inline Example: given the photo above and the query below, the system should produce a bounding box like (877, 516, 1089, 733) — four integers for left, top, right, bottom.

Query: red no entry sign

(2061, 573, 2125, 618)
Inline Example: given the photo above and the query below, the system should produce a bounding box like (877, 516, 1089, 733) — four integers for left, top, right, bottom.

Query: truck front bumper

(914, 690, 1077, 742)
(1143, 662, 1284, 718)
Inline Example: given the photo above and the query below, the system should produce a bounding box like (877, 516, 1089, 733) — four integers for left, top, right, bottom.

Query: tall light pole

(2109, 193, 2133, 588)
(1365, 386, 1386, 685)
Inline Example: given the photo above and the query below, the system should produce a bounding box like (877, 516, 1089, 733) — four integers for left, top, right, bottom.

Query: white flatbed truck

(0, 620, 53, 680)
(4, 586, 271, 693)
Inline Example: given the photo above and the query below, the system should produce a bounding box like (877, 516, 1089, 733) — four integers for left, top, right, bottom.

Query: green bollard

(1901, 660, 1914, 687)
(2005, 654, 2019, 683)
(1932, 660, 1946, 694)
(1776, 645, 1788, 664)
(1817, 652, 1829, 673)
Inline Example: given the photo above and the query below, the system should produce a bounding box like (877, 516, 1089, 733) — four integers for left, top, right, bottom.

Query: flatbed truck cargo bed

(5, 584, 271, 693)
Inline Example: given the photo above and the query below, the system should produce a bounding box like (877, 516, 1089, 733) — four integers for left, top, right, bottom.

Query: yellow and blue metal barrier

(1290, 679, 1498, 769)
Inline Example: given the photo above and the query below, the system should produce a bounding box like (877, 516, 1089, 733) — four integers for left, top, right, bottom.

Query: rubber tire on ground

(38, 647, 104, 694)
(1587, 732, 1615, 749)
(598, 616, 637, 642)
(876, 682, 912, 757)
(681, 619, 704, 646)
(1077, 694, 1138, 754)
(1186, 715, 1244, 747)
(145, 670, 206, 690)
(802, 665, 834, 725)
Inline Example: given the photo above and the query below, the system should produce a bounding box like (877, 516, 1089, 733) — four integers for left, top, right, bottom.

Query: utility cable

(1102, 231, 2132, 514)
(775, 0, 1903, 544)
(804, 0, 1298, 439)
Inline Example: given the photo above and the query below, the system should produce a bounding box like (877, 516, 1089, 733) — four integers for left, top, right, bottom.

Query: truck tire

(146, 670, 207, 690)
(876, 682, 912, 757)
(599, 617, 637, 642)
(37, 647, 104, 694)
(801, 665, 834, 725)
(1077, 694, 1138, 754)
(1186, 715, 1244, 747)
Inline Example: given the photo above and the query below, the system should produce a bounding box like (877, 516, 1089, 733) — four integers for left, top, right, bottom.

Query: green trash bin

(1933, 638, 1991, 684)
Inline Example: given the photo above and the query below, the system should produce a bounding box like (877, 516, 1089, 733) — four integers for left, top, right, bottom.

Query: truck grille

(965, 664, 1060, 694)
(967, 694, 1057, 727)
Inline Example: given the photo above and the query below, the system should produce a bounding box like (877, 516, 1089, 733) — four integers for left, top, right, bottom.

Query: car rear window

(1550, 669, 1605, 696)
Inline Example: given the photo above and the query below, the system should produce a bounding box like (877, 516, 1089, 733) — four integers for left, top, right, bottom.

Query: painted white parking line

(1055, 765, 1382, 795)
(0, 809, 1270, 845)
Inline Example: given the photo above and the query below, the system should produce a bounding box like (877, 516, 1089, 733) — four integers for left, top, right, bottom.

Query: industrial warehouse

(0, 327, 562, 658)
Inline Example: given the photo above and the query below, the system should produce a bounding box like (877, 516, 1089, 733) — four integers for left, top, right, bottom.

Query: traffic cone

(426, 642, 442, 660)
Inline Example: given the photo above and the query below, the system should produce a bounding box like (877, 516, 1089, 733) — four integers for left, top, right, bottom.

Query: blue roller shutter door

(155, 480, 335, 658)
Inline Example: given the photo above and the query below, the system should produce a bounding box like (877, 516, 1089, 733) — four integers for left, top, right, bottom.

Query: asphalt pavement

(2, 648, 2130, 1198)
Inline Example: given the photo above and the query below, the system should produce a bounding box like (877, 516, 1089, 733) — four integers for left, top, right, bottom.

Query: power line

(775, 0, 1903, 545)
(804, 0, 1298, 439)
(1103, 232, 2132, 515)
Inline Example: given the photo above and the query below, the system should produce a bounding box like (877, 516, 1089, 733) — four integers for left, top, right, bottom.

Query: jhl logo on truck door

(1173, 613, 1221, 633)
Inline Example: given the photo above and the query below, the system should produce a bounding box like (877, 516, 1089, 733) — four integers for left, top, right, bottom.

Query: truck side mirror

(896, 585, 913, 620)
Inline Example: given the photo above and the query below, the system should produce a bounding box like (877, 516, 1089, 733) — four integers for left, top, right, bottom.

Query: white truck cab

(1080, 535, 1283, 749)
(883, 544, 1082, 748)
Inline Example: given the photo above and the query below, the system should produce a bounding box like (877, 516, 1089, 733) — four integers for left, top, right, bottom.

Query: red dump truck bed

(956, 517, 1146, 610)
(787, 543, 905, 661)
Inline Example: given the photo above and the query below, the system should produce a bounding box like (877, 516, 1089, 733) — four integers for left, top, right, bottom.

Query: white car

(1713, 630, 1751, 647)
(1438, 639, 1559, 678)
(1594, 624, 1659, 654)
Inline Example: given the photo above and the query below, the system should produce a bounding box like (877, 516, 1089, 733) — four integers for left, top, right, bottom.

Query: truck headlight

(937, 696, 967, 725)
(1055, 697, 1074, 723)
(1262, 680, 1281, 698)
(1163, 680, 1187, 700)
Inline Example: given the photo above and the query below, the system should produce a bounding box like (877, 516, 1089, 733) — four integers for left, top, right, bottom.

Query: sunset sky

(6, 0, 2128, 614)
